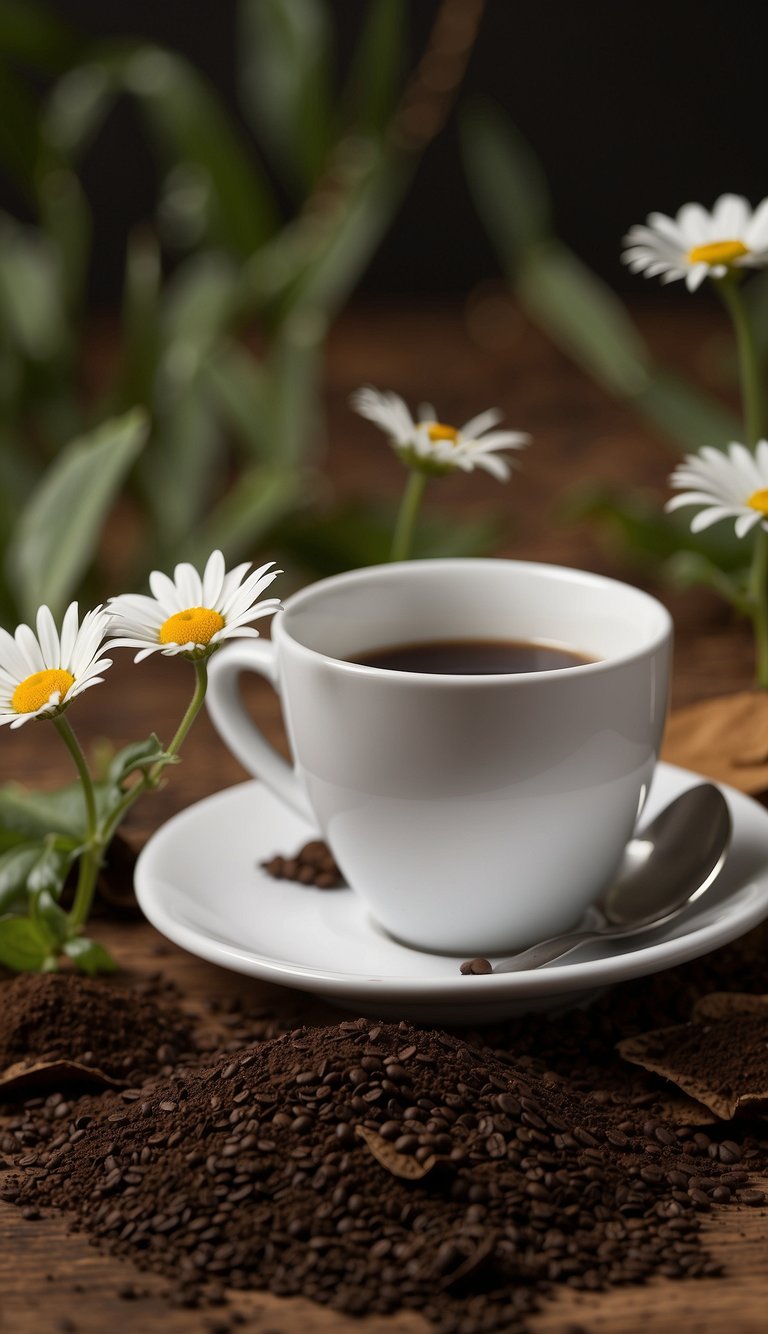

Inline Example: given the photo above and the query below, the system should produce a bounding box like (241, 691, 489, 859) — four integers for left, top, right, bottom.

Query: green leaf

(108, 735, 176, 787)
(31, 887, 69, 948)
(261, 315, 324, 465)
(202, 341, 268, 460)
(37, 168, 92, 315)
(238, 0, 334, 191)
(46, 43, 278, 254)
(278, 143, 409, 321)
(665, 550, 749, 610)
(567, 484, 754, 574)
(0, 916, 49, 972)
(0, 213, 68, 362)
(460, 100, 552, 265)
(139, 383, 223, 558)
(0, 781, 112, 842)
(121, 43, 277, 254)
(517, 241, 650, 397)
(27, 843, 69, 897)
(180, 464, 311, 568)
(0, 826, 30, 855)
(0, 844, 41, 913)
(343, 0, 405, 133)
(111, 228, 160, 411)
(161, 251, 239, 348)
(43, 61, 117, 158)
(6, 407, 148, 619)
(0, 428, 38, 539)
(63, 936, 118, 976)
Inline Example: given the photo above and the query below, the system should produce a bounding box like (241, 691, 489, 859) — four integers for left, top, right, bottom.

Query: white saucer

(134, 762, 768, 1024)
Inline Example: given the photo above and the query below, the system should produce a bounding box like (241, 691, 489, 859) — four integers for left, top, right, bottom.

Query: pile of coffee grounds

(0, 974, 195, 1082)
(6, 1017, 764, 1332)
(262, 839, 342, 889)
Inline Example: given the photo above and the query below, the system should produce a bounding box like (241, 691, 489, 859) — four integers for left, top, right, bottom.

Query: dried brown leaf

(618, 1012, 768, 1121)
(0, 1059, 126, 1095)
(355, 1125, 441, 1179)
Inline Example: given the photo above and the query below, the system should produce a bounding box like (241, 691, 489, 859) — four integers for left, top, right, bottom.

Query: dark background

(25, 0, 768, 304)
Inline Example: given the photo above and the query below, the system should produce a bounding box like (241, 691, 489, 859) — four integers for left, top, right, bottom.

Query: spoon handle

(494, 928, 604, 972)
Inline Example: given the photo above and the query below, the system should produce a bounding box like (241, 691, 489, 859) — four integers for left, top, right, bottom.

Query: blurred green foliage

(461, 100, 758, 603)
(0, 0, 483, 625)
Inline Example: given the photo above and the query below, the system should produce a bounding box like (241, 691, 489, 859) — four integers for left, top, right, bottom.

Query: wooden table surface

(1, 303, 766, 1333)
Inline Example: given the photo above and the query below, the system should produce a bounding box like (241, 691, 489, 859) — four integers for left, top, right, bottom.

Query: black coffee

(348, 638, 593, 674)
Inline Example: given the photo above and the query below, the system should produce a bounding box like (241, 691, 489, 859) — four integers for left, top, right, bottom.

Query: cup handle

(206, 641, 314, 822)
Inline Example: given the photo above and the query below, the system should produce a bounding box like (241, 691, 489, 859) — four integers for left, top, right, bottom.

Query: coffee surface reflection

(347, 638, 593, 675)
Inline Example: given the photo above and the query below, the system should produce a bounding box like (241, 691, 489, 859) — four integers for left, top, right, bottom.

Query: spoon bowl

(496, 783, 731, 972)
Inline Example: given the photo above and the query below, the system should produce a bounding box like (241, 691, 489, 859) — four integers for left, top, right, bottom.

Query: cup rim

(274, 558, 672, 684)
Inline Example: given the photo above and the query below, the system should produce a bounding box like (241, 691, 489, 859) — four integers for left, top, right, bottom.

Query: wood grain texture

(1, 303, 766, 1332)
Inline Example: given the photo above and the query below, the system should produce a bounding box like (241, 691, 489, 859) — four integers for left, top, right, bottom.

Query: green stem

(161, 658, 209, 767)
(718, 277, 764, 446)
(751, 529, 768, 689)
(390, 470, 428, 562)
(99, 658, 210, 847)
(53, 714, 101, 933)
(718, 276, 768, 686)
(54, 715, 97, 837)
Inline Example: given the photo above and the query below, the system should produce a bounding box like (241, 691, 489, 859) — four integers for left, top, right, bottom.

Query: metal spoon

(495, 783, 732, 972)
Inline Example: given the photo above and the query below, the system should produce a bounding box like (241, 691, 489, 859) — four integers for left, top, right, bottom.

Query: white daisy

(350, 386, 530, 481)
(107, 549, 281, 662)
(0, 603, 112, 729)
(667, 440, 768, 537)
(622, 194, 768, 292)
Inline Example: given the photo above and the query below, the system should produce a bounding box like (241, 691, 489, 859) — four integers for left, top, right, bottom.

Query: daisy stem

(390, 470, 428, 562)
(717, 277, 764, 447)
(53, 715, 97, 843)
(53, 715, 101, 933)
(718, 277, 768, 685)
(161, 658, 209, 767)
(99, 659, 210, 848)
(750, 530, 768, 689)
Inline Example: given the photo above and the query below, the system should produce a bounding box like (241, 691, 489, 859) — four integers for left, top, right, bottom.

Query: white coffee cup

(206, 559, 672, 955)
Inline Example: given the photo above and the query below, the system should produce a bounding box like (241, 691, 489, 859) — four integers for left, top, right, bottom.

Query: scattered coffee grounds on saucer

(7, 1017, 760, 1332)
(261, 838, 342, 889)
(618, 992, 768, 1120)
(460, 957, 493, 975)
(0, 974, 195, 1085)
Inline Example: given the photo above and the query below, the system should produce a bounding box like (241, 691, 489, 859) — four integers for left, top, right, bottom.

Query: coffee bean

(719, 1141, 743, 1164)
(460, 958, 493, 976)
(740, 1189, 765, 1206)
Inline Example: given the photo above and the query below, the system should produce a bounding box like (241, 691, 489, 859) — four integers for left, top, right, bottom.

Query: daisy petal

(107, 551, 282, 664)
(623, 195, 768, 291)
(0, 602, 111, 725)
(351, 384, 530, 482)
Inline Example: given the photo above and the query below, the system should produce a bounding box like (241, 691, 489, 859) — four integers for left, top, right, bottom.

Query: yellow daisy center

(747, 488, 768, 515)
(425, 422, 460, 444)
(687, 239, 749, 268)
(159, 606, 225, 646)
(12, 668, 75, 715)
